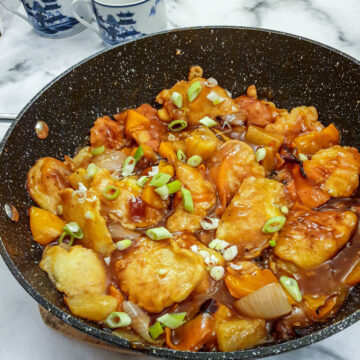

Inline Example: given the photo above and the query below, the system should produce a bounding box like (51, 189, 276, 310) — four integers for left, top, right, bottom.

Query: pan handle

(0, 114, 17, 121)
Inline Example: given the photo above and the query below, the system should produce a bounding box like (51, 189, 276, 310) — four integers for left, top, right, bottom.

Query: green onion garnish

(177, 149, 186, 162)
(122, 156, 136, 177)
(206, 91, 225, 105)
(105, 312, 132, 328)
(86, 163, 99, 178)
(171, 91, 183, 108)
(280, 205, 289, 215)
(262, 216, 286, 233)
(91, 145, 105, 156)
(155, 185, 169, 200)
(168, 119, 188, 132)
(299, 153, 308, 162)
(59, 231, 74, 246)
(146, 227, 173, 240)
(269, 239, 277, 247)
(280, 276, 302, 302)
(133, 145, 144, 163)
(149, 321, 164, 339)
(116, 239, 132, 250)
(167, 180, 182, 194)
(103, 185, 120, 200)
(199, 116, 217, 127)
(181, 188, 194, 213)
(188, 81, 202, 102)
(157, 312, 187, 329)
(255, 148, 266, 162)
(187, 155, 202, 167)
(137, 176, 149, 187)
(149, 172, 171, 187)
(63, 222, 83, 239)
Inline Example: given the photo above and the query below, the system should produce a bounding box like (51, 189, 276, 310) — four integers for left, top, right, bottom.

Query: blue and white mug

(72, 0, 167, 46)
(0, 0, 92, 38)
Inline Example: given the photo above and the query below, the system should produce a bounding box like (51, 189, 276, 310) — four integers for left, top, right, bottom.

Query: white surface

(0, 0, 360, 359)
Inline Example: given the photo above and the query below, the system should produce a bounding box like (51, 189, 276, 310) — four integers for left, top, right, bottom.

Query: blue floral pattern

(149, 0, 162, 17)
(21, 0, 78, 34)
(93, 5, 145, 45)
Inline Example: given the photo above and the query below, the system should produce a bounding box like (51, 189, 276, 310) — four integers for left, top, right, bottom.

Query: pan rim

(1, 26, 360, 359)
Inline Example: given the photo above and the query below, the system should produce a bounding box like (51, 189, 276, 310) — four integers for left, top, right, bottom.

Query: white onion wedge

(122, 301, 158, 344)
(235, 282, 292, 320)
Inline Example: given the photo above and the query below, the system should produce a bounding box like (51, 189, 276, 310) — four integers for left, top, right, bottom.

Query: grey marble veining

(0, 1, 359, 360)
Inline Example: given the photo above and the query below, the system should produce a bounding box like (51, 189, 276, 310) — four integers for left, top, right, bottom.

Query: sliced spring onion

(187, 155, 202, 167)
(137, 176, 149, 187)
(262, 216, 286, 233)
(116, 239, 132, 250)
(122, 156, 136, 177)
(168, 133, 176, 141)
(157, 312, 187, 329)
(59, 231, 74, 246)
(149, 172, 171, 187)
(208, 238, 229, 251)
(167, 180, 182, 194)
(56, 205, 63, 216)
(158, 268, 168, 275)
(105, 312, 132, 328)
(155, 185, 169, 200)
(168, 119, 188, 132)
(91, 145, 105, 156)
(255, 147, 266, 162)
(207, 91, 225, 105)
(200, 217, 219, 230)
(181, 188, 194, 213)
(149, 321, 164, 339)
(209, 266, 225, 281)
(299, 153, 308, 162)
(148, 166, 159, 177)
(188, 81, 202, 102)
(280, 205, 289, 215)
(146, 227, 173, 240)
(269, 239, 277, 247)
(171, 91, 183, 108)
(235, 283, 292, 320)
(84, 210, 94, 220)
(199, 116, 217, 127)
(280, 276, 302, 302)
(222, 245, 238, 261)
(204, 77, 218, 87)
(133, 145, 144, 163)
(177, 149, 186, 162)
(86, 163, 99, 178)
(63, 222, 83, 239)
(103, 185, 120, 200)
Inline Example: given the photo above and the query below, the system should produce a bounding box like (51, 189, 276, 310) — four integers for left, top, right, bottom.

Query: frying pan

(0, 27, 359, 359)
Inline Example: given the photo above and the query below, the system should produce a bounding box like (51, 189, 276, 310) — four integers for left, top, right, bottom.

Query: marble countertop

(0, 0, 360, 359)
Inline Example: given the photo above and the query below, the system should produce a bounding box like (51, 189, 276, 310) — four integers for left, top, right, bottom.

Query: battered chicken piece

(60, 187, 115, 257)
(156, 78, 239, 125)
(89, 169, 165, 229)
(303, 145, 360, 197)
(216, 177, 289, 258)
(39, 245, 107, 297)
(166, 163, 216, 233)
(208, 140, 265, 213)
(90, 116, 126, 150)
(115, 238, 206, 313)
(265, 106, 323, 143)
(274, 210, 357, 269)
(27, 157, 72, 214)
(234, 95, 279, 127)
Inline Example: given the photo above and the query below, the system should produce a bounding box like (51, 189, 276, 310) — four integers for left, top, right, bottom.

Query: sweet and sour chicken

(27, 66, 360, 352)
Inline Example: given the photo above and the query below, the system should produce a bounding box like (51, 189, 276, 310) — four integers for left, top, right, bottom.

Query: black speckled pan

(0, 27, 360, 359)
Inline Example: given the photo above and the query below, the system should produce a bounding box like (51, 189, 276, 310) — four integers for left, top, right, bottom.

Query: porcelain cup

(72, 0, 167, 46)
(0, 0, 92, 38)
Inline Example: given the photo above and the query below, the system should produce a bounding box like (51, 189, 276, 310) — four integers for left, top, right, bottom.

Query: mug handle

(0, 0, 29, 22)
(72, 0, 101, 38)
